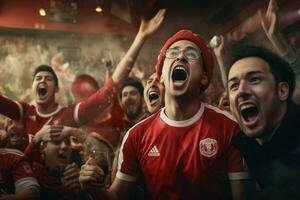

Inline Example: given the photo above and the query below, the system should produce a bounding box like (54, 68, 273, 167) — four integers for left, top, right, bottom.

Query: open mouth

(240, 104, 259, 123)
(172, 66, 187, 82)
(221, 100, 229, 108)
(148, 91, 159, 103)
(37, 85, 48, 97)
(125, 101, 136, 111)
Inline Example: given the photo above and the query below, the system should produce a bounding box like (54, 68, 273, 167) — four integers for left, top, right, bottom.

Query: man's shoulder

(0, 148, 23, 157)
(128, 112, 161, 133)
(0, 148, 24, 167)
(203, 104, 237, 124)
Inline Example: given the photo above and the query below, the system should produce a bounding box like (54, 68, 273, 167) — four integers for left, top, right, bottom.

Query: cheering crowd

(1, 0, 300, 199)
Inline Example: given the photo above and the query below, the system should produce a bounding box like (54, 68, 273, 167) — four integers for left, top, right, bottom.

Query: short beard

(126, 104, 143, 120)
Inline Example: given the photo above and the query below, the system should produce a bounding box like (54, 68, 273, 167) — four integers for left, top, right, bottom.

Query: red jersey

(0, 77, 117, 143)
(0, 148, 39, 195)
(117, 103, 250, 200)
(84, 99, 124, 147)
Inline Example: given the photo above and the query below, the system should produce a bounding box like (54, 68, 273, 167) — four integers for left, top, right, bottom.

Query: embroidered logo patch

(29, 115, 36, 122)
(199, 138, 218, 157)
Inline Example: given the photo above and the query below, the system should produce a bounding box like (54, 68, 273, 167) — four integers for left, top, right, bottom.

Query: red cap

(155, 29, 214, 90)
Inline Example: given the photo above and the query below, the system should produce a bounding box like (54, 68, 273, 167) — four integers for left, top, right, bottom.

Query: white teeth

(174, 66, 186, 71)
(149, 91, 158, 95)
(240, 104, 256, 110)
(38, 84, 46, 89)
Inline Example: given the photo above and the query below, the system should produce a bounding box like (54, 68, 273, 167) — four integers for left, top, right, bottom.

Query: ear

(200, 73, 208, 86)
(278, 82, 289, 101)
(159, 75, 164, 84)
(55, 86, 59, 93)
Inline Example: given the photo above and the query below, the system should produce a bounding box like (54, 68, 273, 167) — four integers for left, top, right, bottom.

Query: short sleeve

(116, 129, 139, 182)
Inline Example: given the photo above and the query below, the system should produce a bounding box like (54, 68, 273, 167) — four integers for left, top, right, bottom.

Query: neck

(164, 93, 201, 121)
(256, 102, 287, 145)
(37, 102, 58, 115)
(125, 112, 144, 124)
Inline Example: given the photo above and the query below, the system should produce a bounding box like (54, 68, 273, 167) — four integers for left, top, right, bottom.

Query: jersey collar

(160, 103, 204, 127)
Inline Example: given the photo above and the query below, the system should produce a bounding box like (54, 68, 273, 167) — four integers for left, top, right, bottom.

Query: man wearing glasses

(79, 30, 251, 200)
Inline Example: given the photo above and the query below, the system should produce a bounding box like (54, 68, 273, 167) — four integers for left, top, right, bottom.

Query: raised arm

(0, 95, 23, 122)
(212, 35, 228, 88)
(258, 0, 300, 74)
(74, 9, 165, 126)
(112, 9, 166, 87)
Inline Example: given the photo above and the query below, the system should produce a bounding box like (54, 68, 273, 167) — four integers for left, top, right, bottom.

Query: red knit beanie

(155, 29, 214, 90)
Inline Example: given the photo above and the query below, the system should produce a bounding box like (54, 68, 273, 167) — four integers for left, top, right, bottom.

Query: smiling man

(227, 45, 300, 199)
(79, 29, 250, 200)
(120, 77, 146, 131)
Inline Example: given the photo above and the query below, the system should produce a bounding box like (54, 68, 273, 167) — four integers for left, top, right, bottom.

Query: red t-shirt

(0, 148, 39, 195)
(117, 103, 250, 200)
(1, 78, 117, 160)
(0, 77, 117, 143)
(84, 98, 124, 147)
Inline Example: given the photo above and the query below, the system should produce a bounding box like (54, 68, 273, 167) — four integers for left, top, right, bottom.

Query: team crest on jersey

(199, 138, 218, 157)
(23, 163, 33, 174)
(29, 115, 36, 122)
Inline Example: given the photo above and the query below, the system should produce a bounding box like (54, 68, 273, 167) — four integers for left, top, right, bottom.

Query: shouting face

(42, 137, 72, 172)
(161, 40, 208, 97)
(228, 57, 288, 139)
(32, 71, 58, 106)
(121, 86, 143, 120)
(144, 73, 165, 114)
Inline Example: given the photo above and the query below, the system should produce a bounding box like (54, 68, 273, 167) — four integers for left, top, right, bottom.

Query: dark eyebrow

(228, 70, 263, 83)
(247, 71, 263, 76)
(228, 77, 239, 84)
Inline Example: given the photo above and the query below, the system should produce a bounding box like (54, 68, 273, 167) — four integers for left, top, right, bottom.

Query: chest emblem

(29, 115, 36, 122)
(199, 138, 218, 157)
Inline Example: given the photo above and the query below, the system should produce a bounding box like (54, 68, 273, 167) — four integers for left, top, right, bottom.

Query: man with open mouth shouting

(0, 9, 165, 163)
(79, 30, 250, 200)
(227, 45, 300, 199)
(144, 72, 165, 114)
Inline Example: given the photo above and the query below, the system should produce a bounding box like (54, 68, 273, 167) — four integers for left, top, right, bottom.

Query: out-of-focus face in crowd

(144, 73, 165, 114)
(32, 71, 58, 106)
(218, 91, 230, 112)
(7, 122, 25, 150)
(41, 136, 72, 173)
(121, 86, 143, 119)
(71, 74, 99, 103)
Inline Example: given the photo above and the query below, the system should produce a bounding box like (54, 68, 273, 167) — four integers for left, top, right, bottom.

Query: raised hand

(138, 9, 166, 38)
(33, 117, 54, 143)
(61, 163, 82, 195)
(49, 125, 74, 142)
(213, 35, 225, 58)
(258, 0, 279, 37)
(79, 157, 105, 191)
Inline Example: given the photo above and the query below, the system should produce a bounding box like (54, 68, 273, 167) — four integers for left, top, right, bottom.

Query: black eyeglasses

(165, 47, 201, 60)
